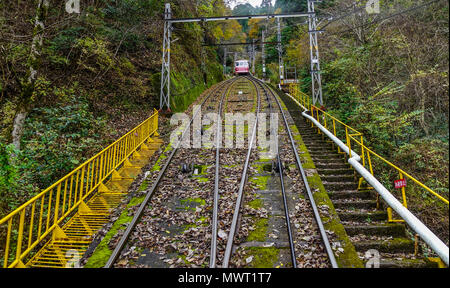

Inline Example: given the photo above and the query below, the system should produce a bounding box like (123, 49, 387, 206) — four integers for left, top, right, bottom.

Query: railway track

(220, 76, 261, 267)
(93, 76, 338, 268)
(255, 77, 337, 267)
(217, 77, 337, 268)
(103, 77, 238, 267)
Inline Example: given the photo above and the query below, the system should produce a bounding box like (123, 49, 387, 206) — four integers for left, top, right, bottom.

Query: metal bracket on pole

(160, 3, 172, 111)
(308, 0, 323, 106)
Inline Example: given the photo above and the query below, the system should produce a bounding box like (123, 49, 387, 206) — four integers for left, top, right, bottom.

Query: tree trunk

(11, 0, 49, 150)
(11, 108, 28, 151)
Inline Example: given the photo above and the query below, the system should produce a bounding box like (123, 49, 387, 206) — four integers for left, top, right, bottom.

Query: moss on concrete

(195, 177, 209, 183)
(247, 198, 263, 209)
(83, 192, 149, 268)
(180, 197, 206, 206)
(137, 179, 149, 192)
(245, 247, 280, 268)
(246, 218, 269, 242)
(151, 143, 172, 172)
(249, 175, 270, 190)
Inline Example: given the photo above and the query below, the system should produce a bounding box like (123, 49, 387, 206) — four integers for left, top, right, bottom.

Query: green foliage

(75, 37, 114, 73)
(0, 143, 19, 213)
(49, 27, 86, 53)
(21, 99, 108, 189)
(274, 0, 307, 13)
(0, 0, 231, 220)
(269, 0, 449, 242)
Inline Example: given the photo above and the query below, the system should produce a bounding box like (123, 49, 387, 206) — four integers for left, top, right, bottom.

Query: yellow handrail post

(54, 183, 62, 226)
(15, 209, 25, 265)
(46, 190, 53, 231)
(345, 127, 351, 159)
(28, 202, 36, 249)
(79, 166, 85, 202)
(358, 135, 366, 189)
(333, 119, 341, 153)
(4, 218, 12, 268)
(61, 179, 68, 216)
(399, 172, 408, 208)
(316, 108, 321, 134)
(37, 195, 45, 239)
(367, 151, 374, 175)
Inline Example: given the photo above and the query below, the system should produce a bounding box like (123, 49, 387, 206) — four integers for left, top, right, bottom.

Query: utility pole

(277, 17, 283, 85)
(261, 0, 271, 81)
(201, 46, 206, 84)
(308, 0, 323, 106)
(252, 39, 256, 75)
(261, 30, 266, 80)
(160, 3, 172, 110)
(223, 46, 227, 76)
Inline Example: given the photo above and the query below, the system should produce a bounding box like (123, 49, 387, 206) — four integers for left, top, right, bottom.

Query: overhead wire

(316, 1, 369, 30)
(323, 0, 445, 36)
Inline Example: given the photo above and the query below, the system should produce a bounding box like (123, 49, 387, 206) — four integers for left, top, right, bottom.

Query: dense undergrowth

(0, 0, 237, 218)
(273, 0, 449, 244)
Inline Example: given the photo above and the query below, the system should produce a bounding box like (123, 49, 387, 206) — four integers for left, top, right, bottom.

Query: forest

(0, 0, 448, 245)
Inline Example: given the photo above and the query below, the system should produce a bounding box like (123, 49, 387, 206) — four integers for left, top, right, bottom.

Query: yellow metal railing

(288, 84, 449, 221)
(289, 83, 311, 111)
(0, 109, 159, 268)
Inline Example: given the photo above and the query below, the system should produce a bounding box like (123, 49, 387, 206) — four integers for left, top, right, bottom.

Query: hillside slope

(0, 0, 242, 217)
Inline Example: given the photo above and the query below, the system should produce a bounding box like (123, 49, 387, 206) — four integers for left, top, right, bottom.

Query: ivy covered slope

(0, 0, 245, 218)
(278, 0, 449, 244)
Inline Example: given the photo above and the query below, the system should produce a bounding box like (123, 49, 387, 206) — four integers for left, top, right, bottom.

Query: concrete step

(302, 139, 330, 144)
(323, 182, 358, 191)
(338, 210, 387, 221)
(305, 143, 331, 148)
(315, 163, 350, 169)
(366, 258, 438, 268)
(333, 200, 377, 210)
(321, 175, 355, 183)
(329, 190, 374, 200)
(310, 158, 344, 165)
(310, 151, 343, 157)
(344, 224, 406, 237)
(307, 146, 333, 152)
(353, 238, 416, 254)
(311, 154, 345, 160)
(318, 168, 354, 176)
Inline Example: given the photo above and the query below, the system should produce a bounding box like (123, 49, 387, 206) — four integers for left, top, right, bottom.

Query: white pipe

(349, 157, 449, 265)
(300, 104, 449, 266)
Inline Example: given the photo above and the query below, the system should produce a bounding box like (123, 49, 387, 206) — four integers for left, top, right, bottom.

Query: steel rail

(257, 78, 339, 268)
(222, 76, 261, 268)
(262, 81, 298, 268)
(104, 78, 237, 268)
(209, 77, 240, 268)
